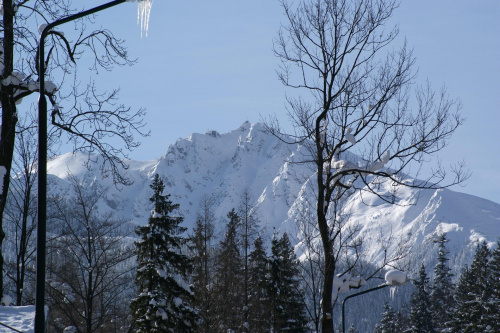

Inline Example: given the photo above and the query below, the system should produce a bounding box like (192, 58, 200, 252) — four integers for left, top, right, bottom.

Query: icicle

(390, 285, 396, 300)
(385, 269, 407, 300)
(137, 0, 154, 37)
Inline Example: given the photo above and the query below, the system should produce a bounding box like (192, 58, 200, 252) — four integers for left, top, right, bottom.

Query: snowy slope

(46, 122, 312, 233)
(46, 121, 500, 273)
(346, 185, 500, 270)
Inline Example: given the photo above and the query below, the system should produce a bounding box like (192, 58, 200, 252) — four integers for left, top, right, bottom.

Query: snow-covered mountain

(46, 121, 500, 273)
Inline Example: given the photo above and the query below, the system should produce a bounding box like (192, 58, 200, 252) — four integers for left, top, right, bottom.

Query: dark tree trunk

(0, 0, 17, 299)
(16, 203, 30, 305)
(318, 181, 336, 333)
(316, 113, 336, 333)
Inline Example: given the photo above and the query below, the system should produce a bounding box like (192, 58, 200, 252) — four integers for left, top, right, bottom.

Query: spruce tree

(395, 309, 410, 333)
(408, 264, 435, 333)
(449, 265, 474, 332)
(130, 174, 196, 332)
(430, 233, 454, 330)
(374, 303, 397, 333)
(269, 232, 308, 332)
(485, 240, 500, 332)
(347, 324, 359, 333)
(190, 197, 216, 333)
(248, 236, 271, 332)
(239, 190, 260, 332)
(450, 241, 491, 332)
(213, 209, 243, 332)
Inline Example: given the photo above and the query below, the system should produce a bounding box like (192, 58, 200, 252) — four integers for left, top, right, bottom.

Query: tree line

(2, 173, 310, 332)
(3, 168, 499, 333)
(131, 174, 308, 333)
(372, 234, 500, 333)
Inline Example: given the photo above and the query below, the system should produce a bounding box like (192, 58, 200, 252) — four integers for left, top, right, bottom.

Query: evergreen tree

(239, 190, 260, 332)
(347, 324, 359, 333)
(190, 196, 216, 333)
(247, 236, 271, 332)
(130, 174, 196, 333)
(407, 264, 435, 333)
(374, 303, 397, 333)
(213, 209, 244, 332)
(485, 240, 500, 332)
(430, 233, 454, 330)
(450, 265, 475, 332)
(450, 241, 491, 332)
(269, 232, 308, 332)
(395, 309, 410, 333)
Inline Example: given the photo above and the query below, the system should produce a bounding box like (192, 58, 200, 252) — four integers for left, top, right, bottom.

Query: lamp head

(384, 269, 408, 286)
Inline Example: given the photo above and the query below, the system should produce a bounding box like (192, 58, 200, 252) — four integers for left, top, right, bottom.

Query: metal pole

(36, 1, 127, 332)
(341, 284, 389, 333)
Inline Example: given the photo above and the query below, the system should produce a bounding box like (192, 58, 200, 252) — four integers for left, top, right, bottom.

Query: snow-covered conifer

(450, 241, 491, 332)
(347, 324, 359, 333)
(269, 232, 308, 332)
(247, 236, 271, 332)
(395, 308, 410, 332)
(190, 196, 216, 333)
(429, 233, 454, 330)
(238, 190, 261, 333)
(130, 174, 196, 332)
(485, 239, 500, 332)
(374, 303, 397, 333)
(213, 209, 244, 332)
(408, 264, 435, 333)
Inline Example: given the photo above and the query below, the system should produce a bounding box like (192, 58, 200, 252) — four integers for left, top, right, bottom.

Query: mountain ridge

(46, 121, 500, 274)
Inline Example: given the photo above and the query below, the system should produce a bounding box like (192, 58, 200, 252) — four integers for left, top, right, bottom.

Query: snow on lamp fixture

(385, 269, 408, 299)
(342, 270, 407, 333)
(384, 269, 407, 286)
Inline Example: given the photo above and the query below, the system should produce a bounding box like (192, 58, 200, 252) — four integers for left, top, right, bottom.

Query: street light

(37, 1, 131, 332)
(341, 270, 408, 333)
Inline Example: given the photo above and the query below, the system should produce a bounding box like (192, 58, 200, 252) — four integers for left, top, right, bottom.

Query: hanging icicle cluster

(137, 0, 154, 37)
(126, 0, 154, 37)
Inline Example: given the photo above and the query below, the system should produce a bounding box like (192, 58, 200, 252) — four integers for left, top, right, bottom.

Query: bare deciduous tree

(46, 175, 135, 333)
(268, 0, 468, 332)
(3, 114, 38, 305)
(0, 0, 148, 296)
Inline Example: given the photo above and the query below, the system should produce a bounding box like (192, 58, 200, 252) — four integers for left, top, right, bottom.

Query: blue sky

(83, 0, 500, 203)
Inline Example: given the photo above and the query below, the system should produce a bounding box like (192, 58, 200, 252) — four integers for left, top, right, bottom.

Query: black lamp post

(37, 1, 128, 331)
(341, 271, 408, 333)
(341, 283, 389, 333)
